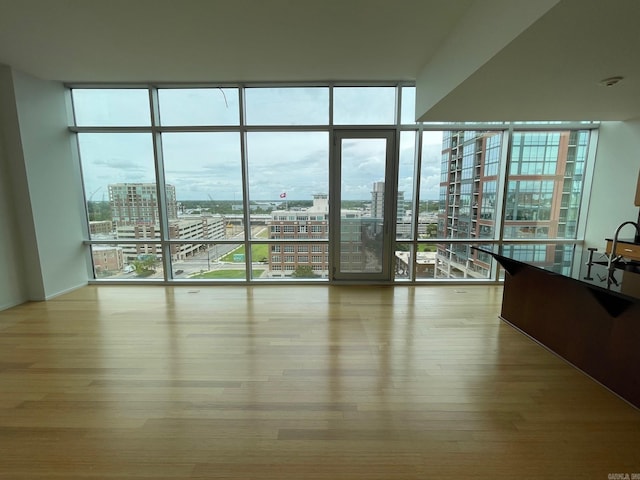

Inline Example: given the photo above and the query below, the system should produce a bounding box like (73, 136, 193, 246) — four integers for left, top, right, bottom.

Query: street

(104, 226, 268, 280)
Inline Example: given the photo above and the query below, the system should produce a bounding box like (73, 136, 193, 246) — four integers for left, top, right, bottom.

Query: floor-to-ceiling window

(70, 84, 597, 283)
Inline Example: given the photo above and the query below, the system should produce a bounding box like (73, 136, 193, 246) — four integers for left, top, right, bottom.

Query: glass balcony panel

(413, 243, 497, 281)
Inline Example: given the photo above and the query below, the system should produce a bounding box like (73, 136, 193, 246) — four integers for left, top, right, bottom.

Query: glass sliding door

(330, 130, 397, 281)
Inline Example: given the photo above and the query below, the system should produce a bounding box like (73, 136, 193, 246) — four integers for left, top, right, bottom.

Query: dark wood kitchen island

(478, 247, 640, 409)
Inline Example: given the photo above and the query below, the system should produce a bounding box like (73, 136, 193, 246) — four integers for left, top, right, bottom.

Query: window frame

(69, 83, 599, 284)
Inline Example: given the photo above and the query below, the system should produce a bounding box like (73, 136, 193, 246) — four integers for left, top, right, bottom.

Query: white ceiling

(0, 0, 638, 121)
(417, 0, 640, 122)
(0, 0, 472, 83)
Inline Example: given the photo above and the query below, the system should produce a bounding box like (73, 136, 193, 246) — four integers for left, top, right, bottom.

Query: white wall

(0, 139, 27, 310)
(0, 65, 88, 308)
(583, 119, 640, 248)
(0, 71, 29, 309)
(11, 68, 89, 300)
(415, 0, 559, 122)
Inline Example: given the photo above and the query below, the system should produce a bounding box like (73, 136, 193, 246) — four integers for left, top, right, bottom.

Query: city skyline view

(74, 84, 594, 283)
(75, 87, 445, 202)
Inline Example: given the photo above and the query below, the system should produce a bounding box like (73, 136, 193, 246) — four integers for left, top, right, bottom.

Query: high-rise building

(371, 181, 385, 219)
(370, 181, 405, 221)
(436, 130, 587, 278)
(108, 183, 178, 226)
(107, 183, 225, 265)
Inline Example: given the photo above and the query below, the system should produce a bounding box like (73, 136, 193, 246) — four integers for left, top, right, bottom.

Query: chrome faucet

(607, 221, 640, 288)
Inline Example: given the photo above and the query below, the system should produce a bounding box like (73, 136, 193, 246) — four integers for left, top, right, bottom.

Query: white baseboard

(44, 281, 89, 301)
(0, 297, 29, 312)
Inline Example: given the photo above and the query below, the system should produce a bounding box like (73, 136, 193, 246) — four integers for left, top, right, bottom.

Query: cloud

(75, 90, 451, 202)
(92, 159, 147, 172)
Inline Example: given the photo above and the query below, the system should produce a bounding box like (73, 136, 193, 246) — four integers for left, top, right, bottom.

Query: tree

(291, 265, 317, 278)
(426, 223, 438, 238)
(87, 201, 112, 222)
(132, 255, 159, 277)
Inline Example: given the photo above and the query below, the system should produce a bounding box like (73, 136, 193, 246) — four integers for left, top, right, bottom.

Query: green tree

(292, 265, 317, 278)
(87, 201, 112, 222)
(426, 223, 438, 238)
(132, 255, 159, 277)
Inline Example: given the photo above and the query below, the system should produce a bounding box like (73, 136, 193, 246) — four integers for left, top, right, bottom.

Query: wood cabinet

(605, 239, 640, 261)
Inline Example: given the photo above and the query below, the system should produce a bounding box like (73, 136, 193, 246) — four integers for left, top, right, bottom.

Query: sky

(74, 87, 446, 202)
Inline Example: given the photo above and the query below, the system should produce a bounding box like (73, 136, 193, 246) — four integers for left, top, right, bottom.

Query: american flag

(279, 192, 287, 198)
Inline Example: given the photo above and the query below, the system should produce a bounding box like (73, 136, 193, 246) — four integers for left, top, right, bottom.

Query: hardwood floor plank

(0, 284, 638, 479)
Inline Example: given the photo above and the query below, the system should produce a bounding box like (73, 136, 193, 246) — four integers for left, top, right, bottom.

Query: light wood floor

(0, 285, 639, 479)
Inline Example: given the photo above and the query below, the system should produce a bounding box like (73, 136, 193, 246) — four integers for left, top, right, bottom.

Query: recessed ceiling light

(599, 76, 624, 87)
